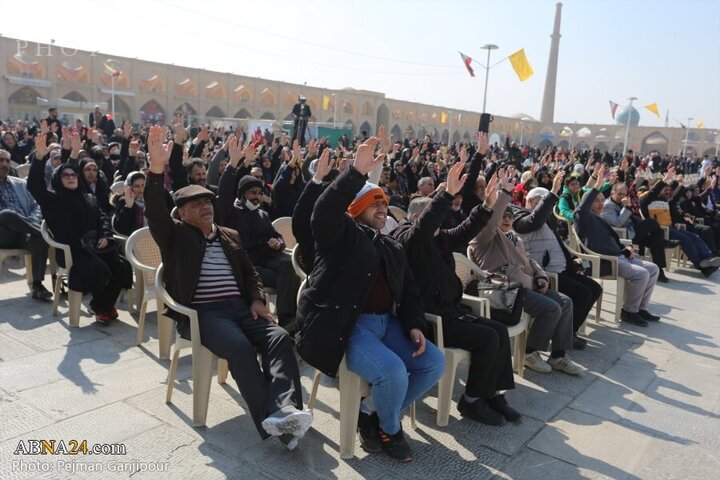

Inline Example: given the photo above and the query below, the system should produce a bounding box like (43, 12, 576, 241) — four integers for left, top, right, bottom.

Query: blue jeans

(670, 228, 712, 268)
(346, 313, 445, 435)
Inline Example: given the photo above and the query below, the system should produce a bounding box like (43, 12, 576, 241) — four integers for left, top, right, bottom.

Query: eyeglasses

(60, 172, 78, 179)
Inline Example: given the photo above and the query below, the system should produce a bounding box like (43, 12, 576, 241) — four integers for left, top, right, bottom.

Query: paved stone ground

(1, 258, 719, 480)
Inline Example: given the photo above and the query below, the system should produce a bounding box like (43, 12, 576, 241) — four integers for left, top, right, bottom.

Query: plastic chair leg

(217, 359, 229, 384)
(436, 352, 459, 427)
(157, 298, 173, 360)
(192, 346, 214, 427)
(166, 347, 181, 404)
(614, 280, 625, 323)
(136, 298, 148, 346)
(515, 331, 527, 379)
(68, 290, 82, 327)
(52, 274, 62, 315)
(24, 254, 33, 285)
(338, 362, 363, 459)
(307, 370, 322, 410)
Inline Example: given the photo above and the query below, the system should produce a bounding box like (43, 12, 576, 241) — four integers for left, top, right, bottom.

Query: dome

(616, 106, 640, 126)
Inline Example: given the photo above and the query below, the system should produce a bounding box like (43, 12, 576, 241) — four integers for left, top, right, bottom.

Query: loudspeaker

(478, 113, 493, 133)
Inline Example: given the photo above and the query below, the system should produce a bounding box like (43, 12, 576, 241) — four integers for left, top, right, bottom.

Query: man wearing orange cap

(296, 137, 445, 462)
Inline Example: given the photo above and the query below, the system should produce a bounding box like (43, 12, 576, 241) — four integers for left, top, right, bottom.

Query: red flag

(458, 52, 475, 77)
(609, 100, 619, 119)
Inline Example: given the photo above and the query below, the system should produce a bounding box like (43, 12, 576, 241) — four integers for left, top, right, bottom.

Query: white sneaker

(262, 406, 313, 438)
(547, 355, 583, 376)
(524, 351, 551, 373)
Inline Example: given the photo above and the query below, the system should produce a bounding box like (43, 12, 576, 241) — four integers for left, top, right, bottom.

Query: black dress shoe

(458, 396, 505, 426)
(573, 335, 587, 350)
(621, 309, 648, 327)
(357, 411, 382, 453)
(378, 428, 413, 462)
(638, 309, 660, 321)
(657, 271, 669, 283)
(486, 394, 522, 423)
(663, 240, 680, 248)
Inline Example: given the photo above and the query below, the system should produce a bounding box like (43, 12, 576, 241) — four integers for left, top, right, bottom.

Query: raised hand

(197, 125, 209, 142)
(459, 146, 469, 164)
(445, 161, 468, 196)
(70, 131, 82, 158)
(353, 137, 383, 175)
(498, 167, 516, 192)
(243, 143, 257, 167)
(307, 138, 318, 157)
(40, 120, 49, 134)
(664, 165, 676, 183)
(314, 148, 332, 182)
(128, 139, 140, 158)
(123, 185, 135, 208)
(123, 121, 133, 139)
(280, 132, 289, 146)
(378, 125, 391, 155)
(173, 115, 187, 144)
(147, 125, 174, 173)
(61, 127, 71, 149)
(226, 134, 243, 167)
(551, 170, 565, 195)
(35, 132, 48, 159)
(475, 131, 490, 156)
(484, 173, 500, 207)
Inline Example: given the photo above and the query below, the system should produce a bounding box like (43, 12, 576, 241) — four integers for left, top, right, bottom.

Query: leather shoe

(573, 334, 587, 350)
(639, 309, 660, 321)
(458, 396, 505, 426)
(621, 309, 648, 326)
(657, 271, 669, 283)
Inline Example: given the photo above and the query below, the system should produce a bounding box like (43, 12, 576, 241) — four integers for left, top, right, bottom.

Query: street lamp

(480, 44, 499, 114)
(622, 96, 637, 155)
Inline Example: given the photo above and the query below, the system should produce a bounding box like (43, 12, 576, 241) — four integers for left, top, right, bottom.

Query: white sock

(360, 397, 376, 415)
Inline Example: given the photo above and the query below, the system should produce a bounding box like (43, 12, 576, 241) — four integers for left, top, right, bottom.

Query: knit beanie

(347, 183, 388, 218)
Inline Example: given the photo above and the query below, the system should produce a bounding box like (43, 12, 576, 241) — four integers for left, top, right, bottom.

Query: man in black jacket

(391, 161, 520, 426)
(511, 174, 602, 347)
(296, 137, 445, 462)
(144, 126, 311, 449)
(217, 136, 300, 327)
(574, 181, 661, 326)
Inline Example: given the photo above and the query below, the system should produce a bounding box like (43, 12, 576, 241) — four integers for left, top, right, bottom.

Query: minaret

(540, 2, 563, 124)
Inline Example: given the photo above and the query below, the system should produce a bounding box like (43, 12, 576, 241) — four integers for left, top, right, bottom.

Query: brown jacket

(468, 189, 547, 289)
(144, 172, 265, 325)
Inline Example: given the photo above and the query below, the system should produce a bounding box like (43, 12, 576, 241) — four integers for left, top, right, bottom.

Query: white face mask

(244, 199, 260, 211)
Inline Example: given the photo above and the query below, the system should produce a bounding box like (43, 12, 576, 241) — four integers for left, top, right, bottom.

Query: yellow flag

(322, 95, 330, 110)
(697, 120, 704, 128)
(508, 49, 533, 81)
(441, 112, 447, 124)
(644, 103, 660, 117)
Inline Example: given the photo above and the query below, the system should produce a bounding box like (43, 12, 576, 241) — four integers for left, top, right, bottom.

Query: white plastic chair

(454, 252, 529, 378)
(15, 163, 30, 179)
(41, 221, 83, 327)
(290, 244, 306, 280)
(125, 227, 173, 358)
(388, 206, 407, 221)
(302, 278, 418, 459)
(0, 248, 33, 285)
(110, 181, 125, 196)
(271, 216, 296, 252)
(157, 264, 230, 427)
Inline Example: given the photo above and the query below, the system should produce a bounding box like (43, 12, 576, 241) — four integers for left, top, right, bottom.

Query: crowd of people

(1, 105, 720, 462)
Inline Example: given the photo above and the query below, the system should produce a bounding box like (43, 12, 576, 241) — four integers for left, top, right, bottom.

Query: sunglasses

(60, 172, 78, 179)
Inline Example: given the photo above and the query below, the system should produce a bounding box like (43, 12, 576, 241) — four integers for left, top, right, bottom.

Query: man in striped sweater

(144, 126, 311, 450)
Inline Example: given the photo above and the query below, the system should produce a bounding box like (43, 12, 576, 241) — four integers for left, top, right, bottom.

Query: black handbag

(467, 273, 526, 326)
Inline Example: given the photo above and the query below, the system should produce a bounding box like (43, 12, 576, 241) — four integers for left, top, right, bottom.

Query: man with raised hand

(296, 136, 445, 462)
(392, 160, 521, 426)
(144, 126, 311, 449)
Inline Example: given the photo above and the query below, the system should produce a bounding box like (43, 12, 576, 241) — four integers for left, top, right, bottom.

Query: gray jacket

(601, 198, 634, 239)
(1, 176, 42, 224)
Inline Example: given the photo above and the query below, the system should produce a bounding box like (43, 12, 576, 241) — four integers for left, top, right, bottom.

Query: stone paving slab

(0, 265, 719, 479)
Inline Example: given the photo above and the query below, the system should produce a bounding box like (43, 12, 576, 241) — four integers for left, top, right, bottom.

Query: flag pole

(622, 97, 637, 155)
(480, 44, 498, 113)
(682, 117, 693, 158)
(111, 73, 116, 121)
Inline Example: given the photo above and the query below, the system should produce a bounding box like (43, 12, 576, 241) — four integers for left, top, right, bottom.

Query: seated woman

(112, 171, 147, 236)
(468, 168, 582, 376)
(27, 132, 132, 325)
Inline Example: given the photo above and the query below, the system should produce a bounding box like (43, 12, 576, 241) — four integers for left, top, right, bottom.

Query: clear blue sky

(1, 0, 718, 128)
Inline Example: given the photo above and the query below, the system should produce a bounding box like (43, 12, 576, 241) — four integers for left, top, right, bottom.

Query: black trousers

(83, 253, 128, 314)
(688, 223, 718, 253)
(254, 254, 300, 324)
(632, 218, 667, 269)
(0, 209, 48, 283)
(190, 299, 303, 438)
(440, 312, 515, 398)
(557, 271, 603, 332)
